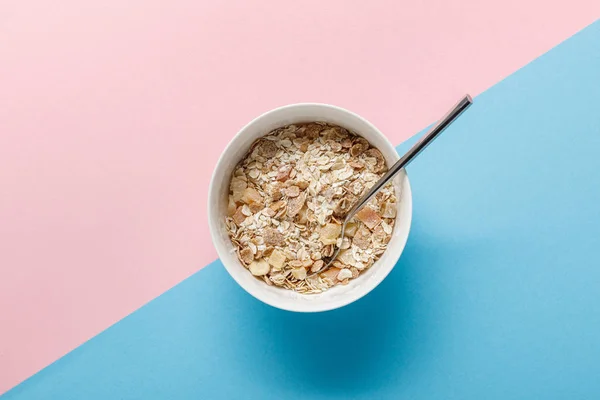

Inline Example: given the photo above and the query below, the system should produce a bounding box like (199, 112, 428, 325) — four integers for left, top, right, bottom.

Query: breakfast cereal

(224, 123, 397, 293)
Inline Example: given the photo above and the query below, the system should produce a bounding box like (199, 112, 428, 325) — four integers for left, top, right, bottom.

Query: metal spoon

(314, 94, 473, 274)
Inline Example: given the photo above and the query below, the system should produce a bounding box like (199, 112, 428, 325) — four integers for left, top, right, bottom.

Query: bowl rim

(208, 102, 412, 312)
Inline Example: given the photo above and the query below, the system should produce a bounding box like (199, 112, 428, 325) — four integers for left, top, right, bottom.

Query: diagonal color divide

(1, 0, 600, 392)
(2, 21, 600, 399)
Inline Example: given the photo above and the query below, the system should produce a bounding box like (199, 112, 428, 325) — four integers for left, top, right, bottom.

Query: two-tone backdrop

(1, 1, 600, 398)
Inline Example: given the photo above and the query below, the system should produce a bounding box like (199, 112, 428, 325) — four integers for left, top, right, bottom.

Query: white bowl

(208, 103, 412, 312)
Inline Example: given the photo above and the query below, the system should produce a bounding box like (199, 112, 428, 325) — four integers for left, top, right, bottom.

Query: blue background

(4, 21, 600, 400)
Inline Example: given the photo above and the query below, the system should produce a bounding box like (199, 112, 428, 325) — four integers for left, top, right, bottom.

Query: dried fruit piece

(381, 201, 397, 218)
(291, 267, 307, 280)
(248, 169, 260, 179)
(230, 178, 247, 202)
(355, 206, 382, 230)
(337, 249, 355, 266)
(227, 195, 237, 216)
(287, 192, 306, 217)
(296, 205, 309, 224)
(232, 206, 246, 225)
(344, 222, 358, 237)
(268, 249, 286, 270)
(249, 259, 270, 276)
(249, 203, 263, 213)
(319, 223, 341, 245)
(241, 187, 263, 207)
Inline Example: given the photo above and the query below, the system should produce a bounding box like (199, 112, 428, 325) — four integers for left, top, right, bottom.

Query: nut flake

(241, 204, 252, 216)
(337, 268, 353, 281)
(311, 259, 324, 273)
(224, 123, 398, 293)
(249, 259, 270, 276)
(248, 169, 260, 179)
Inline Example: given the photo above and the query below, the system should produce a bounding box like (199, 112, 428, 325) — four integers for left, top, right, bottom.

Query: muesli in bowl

(224, 122, 397, 294)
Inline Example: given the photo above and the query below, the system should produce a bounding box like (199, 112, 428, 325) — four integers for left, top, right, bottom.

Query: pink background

(0, 0, 598, 394)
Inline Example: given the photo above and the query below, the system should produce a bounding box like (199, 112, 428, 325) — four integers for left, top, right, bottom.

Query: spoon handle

(345, 94, 473, 219)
